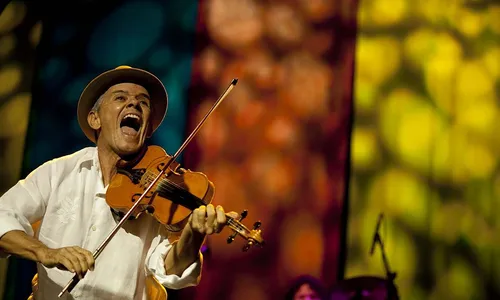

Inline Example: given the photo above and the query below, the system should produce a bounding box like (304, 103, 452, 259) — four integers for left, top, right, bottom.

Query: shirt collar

(92, 147, 101, 173)
(78, 147, 107, 191)
(77, 147, 99, 169)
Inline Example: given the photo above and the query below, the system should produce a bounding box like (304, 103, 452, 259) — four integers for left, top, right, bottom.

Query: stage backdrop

(0, 0, 198, 298)
(346, 0, 500, 299)
(0, 0, 357, 299)
(179, 0, 357, 299)
(0, 0, 41, 297)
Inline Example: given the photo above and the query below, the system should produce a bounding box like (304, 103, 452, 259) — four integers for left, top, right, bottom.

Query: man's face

(89, 82, 152, 157)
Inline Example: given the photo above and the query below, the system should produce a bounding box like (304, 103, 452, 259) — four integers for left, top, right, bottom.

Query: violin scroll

(227, 210, 247, 244)
(226, 210, 264, 252)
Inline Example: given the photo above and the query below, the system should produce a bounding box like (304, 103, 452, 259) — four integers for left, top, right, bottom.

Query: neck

(96, 143, 121, 187)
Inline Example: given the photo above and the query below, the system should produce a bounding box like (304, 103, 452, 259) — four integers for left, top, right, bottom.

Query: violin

(107, 144, 265, 246)
(58, 79, 265, 297)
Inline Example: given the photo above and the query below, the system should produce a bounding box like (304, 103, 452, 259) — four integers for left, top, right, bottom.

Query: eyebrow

(112, 90, 150, 100)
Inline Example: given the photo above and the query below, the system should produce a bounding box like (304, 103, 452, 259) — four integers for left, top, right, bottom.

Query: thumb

(227, 211, 239, 219)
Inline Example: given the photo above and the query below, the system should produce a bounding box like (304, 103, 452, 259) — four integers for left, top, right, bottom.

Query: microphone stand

(371, 215, 399, 300)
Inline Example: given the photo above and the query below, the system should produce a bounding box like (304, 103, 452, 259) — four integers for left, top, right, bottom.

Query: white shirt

(0, 147, 202, 300)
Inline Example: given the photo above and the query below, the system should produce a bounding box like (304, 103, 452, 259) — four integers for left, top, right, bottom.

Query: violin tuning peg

(242, 241, 253, 252)
(227, 232, 237, 244)
(239, 210, 248, 221)
(253, 221, 261, 230)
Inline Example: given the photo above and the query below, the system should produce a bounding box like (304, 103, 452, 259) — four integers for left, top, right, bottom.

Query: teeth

(124, 114, 140, 120)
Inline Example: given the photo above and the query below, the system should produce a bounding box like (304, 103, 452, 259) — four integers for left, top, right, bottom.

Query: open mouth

(120, 113, 142, 136)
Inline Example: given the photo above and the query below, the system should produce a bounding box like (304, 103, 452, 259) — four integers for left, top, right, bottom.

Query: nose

(126, 98, 142, 111)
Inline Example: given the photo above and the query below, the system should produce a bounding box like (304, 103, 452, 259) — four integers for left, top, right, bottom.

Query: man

(0, 66, 236, 299)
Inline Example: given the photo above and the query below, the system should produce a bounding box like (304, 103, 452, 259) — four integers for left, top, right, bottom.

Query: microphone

(370, 213, 384, 255)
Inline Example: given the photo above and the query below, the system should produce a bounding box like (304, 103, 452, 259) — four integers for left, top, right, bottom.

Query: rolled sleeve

(0, 184, 44, 239)
(0, 210, 33, 238)
(0, 162, 52, 256)
(145, 236, 203, 290)
(0, 210, 31, 258)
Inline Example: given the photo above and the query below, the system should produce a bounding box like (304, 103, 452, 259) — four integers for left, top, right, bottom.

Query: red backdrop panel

(182, 0, 358, 298)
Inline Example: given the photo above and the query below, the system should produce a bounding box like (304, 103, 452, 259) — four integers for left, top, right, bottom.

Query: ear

(87, 110, 101, 131)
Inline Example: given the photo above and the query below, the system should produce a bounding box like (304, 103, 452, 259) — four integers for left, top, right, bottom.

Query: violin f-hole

(131, 191, 154, 203)
(157, 162, 180, 175)
(156, 163, 165, 173)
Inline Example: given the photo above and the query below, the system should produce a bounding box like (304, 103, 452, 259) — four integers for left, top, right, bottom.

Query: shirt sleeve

(144, 234, 203, 290)
(0, 161, 53, 257)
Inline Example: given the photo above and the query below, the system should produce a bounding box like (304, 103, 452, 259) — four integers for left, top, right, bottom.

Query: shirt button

(91, 225, 96, 231)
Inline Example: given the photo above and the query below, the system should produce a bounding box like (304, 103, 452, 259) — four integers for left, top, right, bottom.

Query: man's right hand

(0, 230, 96, 279)
(39, 246, 95, 279)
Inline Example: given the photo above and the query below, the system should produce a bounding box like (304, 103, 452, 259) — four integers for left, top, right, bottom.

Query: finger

(63, 249, 84, 279)
(71, 248, 90, 276)
(188, 213, 195, 228)
(67, 248, 86, 279)
(215, 206, 227, 233)
(196, 206, 207, 234)
(190, 208, 201, 233)
(58, 256, 75, 273)
(227, 211, 239, 219)
(205, 204, 216, 235)
(59, 249, 78, 274)
(76, 248, 95, 271)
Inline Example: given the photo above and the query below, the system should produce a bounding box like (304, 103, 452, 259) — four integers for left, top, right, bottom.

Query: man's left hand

(189, 204, 238, 235)
(164, 204, 238, 276)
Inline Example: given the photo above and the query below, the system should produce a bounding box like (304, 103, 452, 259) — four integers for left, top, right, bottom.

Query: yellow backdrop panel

(347, 0, 500, 299)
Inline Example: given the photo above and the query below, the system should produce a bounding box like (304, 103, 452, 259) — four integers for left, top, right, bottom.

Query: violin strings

(142, 172, 207, 209)
(145, 173, 208, 211)
(227, 218, 250, 234)
(130, 170, 250, 233)
(141, 171, 189, 195)
(226, 217, 249, 234)
(155, 186, 249, 234)
(135, 171, 195, 208)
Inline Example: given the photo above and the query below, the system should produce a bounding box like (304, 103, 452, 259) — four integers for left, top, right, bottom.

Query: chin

(121, 141, 143, 152)
(116, 139, 145, 158)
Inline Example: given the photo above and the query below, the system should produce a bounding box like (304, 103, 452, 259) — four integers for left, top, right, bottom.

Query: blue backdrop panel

(4, 0, 199, 299)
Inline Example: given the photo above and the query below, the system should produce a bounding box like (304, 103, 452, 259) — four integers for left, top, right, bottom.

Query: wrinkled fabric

(0, 147, 201, 300)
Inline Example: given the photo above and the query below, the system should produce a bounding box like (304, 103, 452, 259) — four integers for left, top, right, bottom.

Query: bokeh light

(0, 64, 22, 97)
(0, 2, 26, 34)
(347, 0, 500, 299)
(0, 34, 15, 58)
(183, 0, 355, 299)
(0, 93, 31, 138)
(370, 0, 407, 27)
(280, 212, 324, 277)
(0, 1, 39, 297)
(29, 21, 42, 47)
